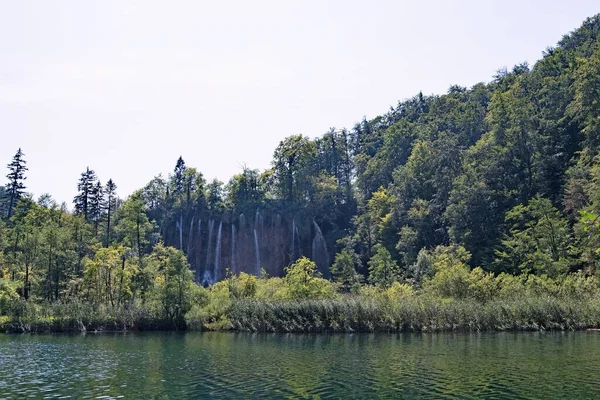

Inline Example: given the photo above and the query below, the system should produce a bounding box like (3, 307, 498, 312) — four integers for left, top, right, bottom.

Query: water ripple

(0, 332, 599, 399)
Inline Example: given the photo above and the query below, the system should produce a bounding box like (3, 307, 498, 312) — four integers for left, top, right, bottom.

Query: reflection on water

(0, 331, 599, 399)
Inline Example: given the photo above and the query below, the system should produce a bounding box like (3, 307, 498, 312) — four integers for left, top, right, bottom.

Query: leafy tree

(272, 135, 316, 203)
(330, 249, 361, 292)
(284, 257, 333, 299)
(368, 244, 400, 287)
(226, 167, 264, 209)
(83, 246, 136, 306)
(424, 245, 472, 298)
(148, 243, 194, 326)
(115, 191, 157, 259)
(206, 179, 225, 212)
(495, 197, 575, 276)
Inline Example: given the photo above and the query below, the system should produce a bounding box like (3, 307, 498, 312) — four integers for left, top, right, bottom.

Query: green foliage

(0, 278, 18, 312)
(283, 257, 337, 299)
(3, 15, 600, 332)
(424, 245, 473, 299)
(368, 244, 400, 287)
(330, 249, 362, 292)
(495, 196, 575, 276)
(148, 243, 195, 327)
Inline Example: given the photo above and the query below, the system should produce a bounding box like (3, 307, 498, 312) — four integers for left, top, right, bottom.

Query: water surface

(0, 331, 599, 399)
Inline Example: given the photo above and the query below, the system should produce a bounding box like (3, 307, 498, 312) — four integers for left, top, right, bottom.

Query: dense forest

(1, 15, 600, 332)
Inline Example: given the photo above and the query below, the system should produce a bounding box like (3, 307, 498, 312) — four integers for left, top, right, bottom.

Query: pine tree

(173, 156, 186, 195)
(73, 167, 97, 221)
(104, 179, 117, 247)
(89, 180, 104, 236)
(5, 148, 27, 219)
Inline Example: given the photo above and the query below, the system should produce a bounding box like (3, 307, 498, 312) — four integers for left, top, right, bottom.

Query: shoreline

(4, 295, 600, 334)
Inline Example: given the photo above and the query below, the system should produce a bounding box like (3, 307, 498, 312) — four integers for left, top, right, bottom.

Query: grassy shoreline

(3, 295, 599, 334)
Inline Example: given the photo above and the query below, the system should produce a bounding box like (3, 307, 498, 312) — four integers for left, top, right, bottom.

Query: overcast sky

(1, 0, 598, 205)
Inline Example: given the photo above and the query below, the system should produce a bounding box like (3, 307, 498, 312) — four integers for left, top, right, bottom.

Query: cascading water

(213, 221, 223, 282)
(254, 211, 262, 276)
(312, 221, 329, 272)
(196, 219, 202, 282)
(231, 224, 237, 274)
(295, 225, 300, 259)
(178, 215, 183, 250)
(291, 217, 296, 260)
(255, 209, 264, 240)
(187, 216, 194, 257)
(291, 217, 300, 262)
(203, 220, 215, 285)
(254, 228, 261, 276)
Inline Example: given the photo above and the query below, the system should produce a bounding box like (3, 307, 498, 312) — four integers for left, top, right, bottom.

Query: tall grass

(208, 295, 600, 333)
(0, 300, 177, 333)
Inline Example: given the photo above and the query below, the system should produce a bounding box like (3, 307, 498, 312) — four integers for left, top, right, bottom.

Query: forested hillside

(1, 16, 599, 328)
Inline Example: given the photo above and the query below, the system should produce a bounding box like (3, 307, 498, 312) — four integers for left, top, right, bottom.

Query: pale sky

(1, 1, 598, 205)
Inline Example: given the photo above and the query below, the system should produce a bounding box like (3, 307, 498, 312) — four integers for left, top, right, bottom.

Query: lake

(0, 331, 599, 399)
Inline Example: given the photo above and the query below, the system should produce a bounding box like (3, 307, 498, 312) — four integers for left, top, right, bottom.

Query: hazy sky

(1, 1, 598, 205)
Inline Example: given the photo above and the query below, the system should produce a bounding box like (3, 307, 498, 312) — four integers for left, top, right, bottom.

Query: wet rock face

(167, 212, 332, 284)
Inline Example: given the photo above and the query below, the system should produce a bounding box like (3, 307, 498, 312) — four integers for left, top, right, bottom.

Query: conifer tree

(104, 179, 117, 247)
(173, 156, 186, 195)
(89, 180, 104, 236)
(73, 167, 97, 221)
(5, 148, 27, 219)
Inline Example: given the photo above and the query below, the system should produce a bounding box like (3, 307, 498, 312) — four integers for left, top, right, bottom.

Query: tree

(206, 179, 225, 212)
(330, 249, 361, 292)
(5, 148, 27, 219)
(424, 245, 473, 299)
(115, 192, 157, 259)
(575, 157, 600, 273)
(368, 244, 400, 287)
(148, 243, 194, 327)
(226, 167, 264, 209)
(73, 167, 97, 221)
(284, 257, 333, 299)
(272, 135, 316, 203)
(104, 179, 117, 247)
(89, 180, 104, 236)
(172, 156, 187, 195)
(494, 197, 575, 277)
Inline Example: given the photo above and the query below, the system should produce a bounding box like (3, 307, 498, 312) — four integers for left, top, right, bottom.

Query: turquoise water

(0, 331, 599, 399)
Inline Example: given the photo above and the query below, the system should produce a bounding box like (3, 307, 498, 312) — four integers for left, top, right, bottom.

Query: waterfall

(231, 224, 237, 274)
(187, 216, 195, 257)
(179, 215, 183, 250)
(291, 217, 298, 261)
(253, 228, 261, 276)
(254, 211, 262, 276)
(312, 221, 329, 271)
(197, 219, 202, 254)
(214, 221, 223, 282)
(254, 210, 261, 237)
(239, 213, 245, 228)
(255, 209, 264, 240)
(205, 220, 215, 283)
(196, 219, 202, 282)
(295, 225, 300, 259)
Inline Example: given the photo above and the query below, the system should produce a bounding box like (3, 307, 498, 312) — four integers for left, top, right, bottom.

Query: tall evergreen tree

(73, 167, 97, 221)
(5, 148, 27, 219)
(173, 157, 186, 195)
(89, 180, 104, 236)
(104, 179, 117, 247)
